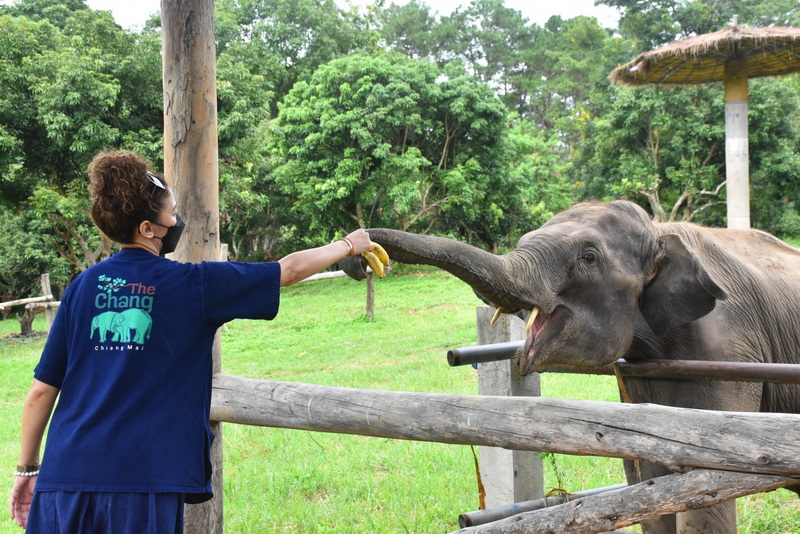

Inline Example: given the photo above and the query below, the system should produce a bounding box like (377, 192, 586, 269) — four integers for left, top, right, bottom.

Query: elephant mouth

(518, 306, 563, 375)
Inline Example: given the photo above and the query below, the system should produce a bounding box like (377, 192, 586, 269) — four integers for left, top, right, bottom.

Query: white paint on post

(476, 306, 543, 509)
(725, 99, 750, 229)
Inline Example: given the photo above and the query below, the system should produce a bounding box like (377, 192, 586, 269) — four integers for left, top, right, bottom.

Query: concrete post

(724, 59, 750, 229)
(476, 306, 544, 508)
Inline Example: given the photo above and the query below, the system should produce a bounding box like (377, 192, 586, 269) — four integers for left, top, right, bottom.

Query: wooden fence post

(365, 272, 375, 319)
(40, 273, 55, 333)
(161, 0, 222, 531)
(475, 306, 543, 508)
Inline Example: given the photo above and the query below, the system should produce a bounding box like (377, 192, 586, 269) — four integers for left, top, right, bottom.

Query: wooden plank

(0, 295, 53, 310)
(453, 469, 797, 533)
(210, 374, 800, 476)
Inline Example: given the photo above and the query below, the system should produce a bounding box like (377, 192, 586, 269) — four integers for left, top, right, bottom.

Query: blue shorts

(26, 491, 184, 534)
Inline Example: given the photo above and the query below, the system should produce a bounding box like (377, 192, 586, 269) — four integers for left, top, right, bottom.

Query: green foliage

(746, 77, 800, 233)
(0, 0, 160, 296)
(578, 84, 728, 222)
(215, 0, 368, 117)
(777, 203, 800, 239)
(0, 207, 71, 309)
(600, 0, 800, 50)
(506, 120, 575, 230)
(270, 53, 518, 250)
(378, 0, 438, 59)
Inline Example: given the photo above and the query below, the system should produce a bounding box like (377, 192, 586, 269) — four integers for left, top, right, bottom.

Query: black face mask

(152, 215, 185, 256)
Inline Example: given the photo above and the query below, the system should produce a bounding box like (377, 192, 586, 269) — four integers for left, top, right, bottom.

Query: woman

(8, 151, 378, 532)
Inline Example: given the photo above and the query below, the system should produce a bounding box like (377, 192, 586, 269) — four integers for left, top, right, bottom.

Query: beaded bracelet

(14, 464, 39, 477)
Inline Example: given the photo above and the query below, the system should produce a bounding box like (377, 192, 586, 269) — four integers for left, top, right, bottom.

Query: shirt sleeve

(33, 291, 70, 389)
(200, 261, 281, 326)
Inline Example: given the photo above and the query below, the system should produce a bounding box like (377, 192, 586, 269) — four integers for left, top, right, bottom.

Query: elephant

(339, 200, 800, 534)
(90, 311, 121, 343)
(111, 308, 153, 344)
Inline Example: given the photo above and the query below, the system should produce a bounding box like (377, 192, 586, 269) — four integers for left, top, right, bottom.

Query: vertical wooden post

(365, 272, 375, 319)
(40, 273, 55, 332)
(161, 0, 222, 532)
(476, 306, 543, 508)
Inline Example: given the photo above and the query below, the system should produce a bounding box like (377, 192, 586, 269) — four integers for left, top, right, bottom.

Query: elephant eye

(581, 251, 597, 263)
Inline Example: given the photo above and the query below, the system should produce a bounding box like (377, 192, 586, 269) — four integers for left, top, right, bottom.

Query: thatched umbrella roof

(608, 21, 800, 229)
(609, 24, 800, 86)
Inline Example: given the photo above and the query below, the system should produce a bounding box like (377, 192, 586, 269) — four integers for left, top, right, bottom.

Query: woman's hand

(343, 229, 373, 256)
(9, 475, 36, 529)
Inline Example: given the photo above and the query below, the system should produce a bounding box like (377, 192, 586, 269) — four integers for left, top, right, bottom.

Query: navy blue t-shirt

(33, 248, 281, 500)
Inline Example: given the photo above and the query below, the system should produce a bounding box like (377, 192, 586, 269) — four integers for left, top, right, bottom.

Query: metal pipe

(447, 341, 522, 366)
(458, 483, 628, 528)
(447, 341, 800, 385)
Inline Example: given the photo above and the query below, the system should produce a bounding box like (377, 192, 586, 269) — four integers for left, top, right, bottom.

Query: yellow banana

(362, 251, 385, 277)
(370, 243, 390, 266)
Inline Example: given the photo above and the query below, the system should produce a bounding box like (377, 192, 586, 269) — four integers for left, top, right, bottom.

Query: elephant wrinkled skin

(339, 200, 800, 534)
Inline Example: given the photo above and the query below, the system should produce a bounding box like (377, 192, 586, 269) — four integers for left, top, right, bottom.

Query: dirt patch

(0, 330, 48, 343)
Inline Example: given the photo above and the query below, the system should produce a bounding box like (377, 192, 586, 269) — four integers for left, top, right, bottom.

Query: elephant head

(341, 200, 728, 374)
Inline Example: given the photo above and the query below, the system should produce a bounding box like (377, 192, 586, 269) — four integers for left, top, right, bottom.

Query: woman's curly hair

(88, 151, 170, 244)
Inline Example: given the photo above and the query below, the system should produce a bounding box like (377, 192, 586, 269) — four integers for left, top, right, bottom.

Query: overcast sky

(83, 0, 619, 30)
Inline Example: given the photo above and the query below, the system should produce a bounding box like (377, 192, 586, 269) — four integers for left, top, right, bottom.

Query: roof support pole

(724, 58, 749, 229)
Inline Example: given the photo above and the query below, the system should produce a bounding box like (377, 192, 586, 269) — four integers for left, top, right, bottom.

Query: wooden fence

(207, 304, 800, 533)
(0, 273, 58, 332)
(209, 373, 800, 533)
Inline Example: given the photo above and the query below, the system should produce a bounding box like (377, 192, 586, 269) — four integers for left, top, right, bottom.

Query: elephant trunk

(364, 229, 533, 312)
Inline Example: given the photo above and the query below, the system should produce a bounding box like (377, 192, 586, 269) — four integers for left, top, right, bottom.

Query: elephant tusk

(526, 307, 540, 332)
(490, 307, 505, 325)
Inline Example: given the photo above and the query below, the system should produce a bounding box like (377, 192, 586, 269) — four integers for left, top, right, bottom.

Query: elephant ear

(640, 233, 729, 336)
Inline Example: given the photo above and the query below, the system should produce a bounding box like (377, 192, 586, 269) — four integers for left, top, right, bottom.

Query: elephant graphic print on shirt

(90, 274, 156, 346)
(90, 311, 122, 343)
(111, 309, 153, 344)
(90, 309, 153, 345)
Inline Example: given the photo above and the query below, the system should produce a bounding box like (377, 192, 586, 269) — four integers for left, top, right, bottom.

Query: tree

(0, 207, 71, 317)
(269, 53, 518, 250)
(215, 0, 369, 118)
(212, 0, 372, 259)
(436, 0, 532, 86)
(579, 84, 727, 222)
(379, 0, 438, 60)
(599, 0, 800, 50)
(575, 77, 800, 229)
(0, 2, 162, 299)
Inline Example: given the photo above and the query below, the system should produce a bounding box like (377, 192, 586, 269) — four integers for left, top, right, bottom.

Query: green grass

(1, 267, 799, 533)
(785, 236, 800, 247)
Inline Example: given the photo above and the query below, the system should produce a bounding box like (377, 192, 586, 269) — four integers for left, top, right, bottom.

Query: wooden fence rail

(455, 469, 797, 534)
(0, 294, 53, 310)
(210, 374, 800, 477)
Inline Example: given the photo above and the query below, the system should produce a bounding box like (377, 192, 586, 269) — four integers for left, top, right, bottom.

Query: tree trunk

(161, 0, 221, 532)
(17, 308, 36, 335)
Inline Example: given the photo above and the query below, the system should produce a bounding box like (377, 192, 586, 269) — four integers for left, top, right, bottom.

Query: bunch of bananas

(362, 243, 390, 277)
